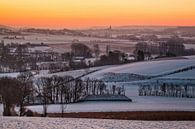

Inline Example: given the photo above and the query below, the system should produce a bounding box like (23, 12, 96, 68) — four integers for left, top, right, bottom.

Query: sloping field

(161, 69, 195, 79)
(84, 56, 195, 80)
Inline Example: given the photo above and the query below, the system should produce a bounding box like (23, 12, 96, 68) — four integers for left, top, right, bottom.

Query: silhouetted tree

(137, 50, 145, 61)
(17, 72, 34, 116)
(93, 44, 100, 58)
(71, 43, 92, 58)
(0, 77, 22, 116)
(159, 36, 185, 56)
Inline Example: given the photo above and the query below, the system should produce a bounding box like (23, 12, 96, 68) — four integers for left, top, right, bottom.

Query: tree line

(134, 36, 195, 61)
(139, 83, 195, 98)
(0, 72, 124, 116)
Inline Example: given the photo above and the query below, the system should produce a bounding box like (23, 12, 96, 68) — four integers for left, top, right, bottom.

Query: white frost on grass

(1, 117, 195, 129)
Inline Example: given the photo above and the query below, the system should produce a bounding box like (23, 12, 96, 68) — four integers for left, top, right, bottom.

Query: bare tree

(17, 72, 34, 116)
(0, 77, 21, 116)
(35, 77, 52, 117)
(71, 43, 92, 58)
(93, 44, 100, 58)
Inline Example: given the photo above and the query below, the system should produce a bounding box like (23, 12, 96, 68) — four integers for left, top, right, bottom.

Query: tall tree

(0, 77, 22, 116)
(17, 72, 34, 116)
(71, 43, 92, 58)
(93, 44, 100, 58)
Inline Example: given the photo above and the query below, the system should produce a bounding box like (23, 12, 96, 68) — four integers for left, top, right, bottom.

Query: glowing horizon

(1, 0, 195, 29)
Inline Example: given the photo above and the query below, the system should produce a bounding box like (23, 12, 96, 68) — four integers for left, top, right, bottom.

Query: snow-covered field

(25, 97, 195, 114)
(36, 65, 117, 78)
(0, 65, 116, 79)
(184, 43, 195, 49)
(0, 33, 126, 45)
(3, 84, 193, 114)
(1, 56, 195, 115)
(23, 83, 195, 113)
(1, 84, 194, 115)
(0, 117, 194, 129)
(0, 72, 20, 78)
(85, 56, 195, 79)
(160, 69, 195, 79)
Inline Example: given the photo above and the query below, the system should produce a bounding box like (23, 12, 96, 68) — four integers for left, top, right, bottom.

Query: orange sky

(0, 0, 195, 28)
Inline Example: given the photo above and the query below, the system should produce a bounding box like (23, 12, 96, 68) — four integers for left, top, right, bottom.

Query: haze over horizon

(1, 0, 195, 29)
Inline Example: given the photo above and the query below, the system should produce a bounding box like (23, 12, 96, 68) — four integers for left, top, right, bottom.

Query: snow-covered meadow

(35, 65, 117, 78)
(24, 96, 195, 114)
(0, 56, 195, 115)
(84, 56, 195, 79)
(0, 117, 194, 129)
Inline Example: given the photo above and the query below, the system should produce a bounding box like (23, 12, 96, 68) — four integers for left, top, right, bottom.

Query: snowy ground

(0, 72, 20, 78)
(22, 82, 195, 113)
(0, 56, 195, 115)
(85, 56, 195, 79)
(160, 69, 195, 79)
(24, 98, 195, 114)
(1, 85, 194, 115)
(0, 117, 194, 129)
(35, 65, 117, 78)
(0, 65, 117, 79)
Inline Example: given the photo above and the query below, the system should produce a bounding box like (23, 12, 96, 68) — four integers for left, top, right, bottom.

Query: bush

(24, 109, 34, 116)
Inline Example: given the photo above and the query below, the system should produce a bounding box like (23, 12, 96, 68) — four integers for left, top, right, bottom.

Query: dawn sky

(0, 0, 195, 28)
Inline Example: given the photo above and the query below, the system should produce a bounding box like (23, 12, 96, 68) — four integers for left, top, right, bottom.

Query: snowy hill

(84, 56, 195, 81)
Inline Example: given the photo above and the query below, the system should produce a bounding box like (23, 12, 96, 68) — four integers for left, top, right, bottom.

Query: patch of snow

(29, 46, 51, 52)
(184, 44, 195, 49)
(184, 55, 195, 60)
(0, 104, 3, 116)
(0, 72, 20, 78)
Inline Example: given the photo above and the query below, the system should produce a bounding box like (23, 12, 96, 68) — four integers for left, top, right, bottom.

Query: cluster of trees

(139, 83, 195, 98)
(35, 76, 85, 116)
(0, 75, 127, 117)
(134, 36, 195, 61)
(71, 43, 92, 58)
(0, 73, 86, 116)
(83, 78, 126, 96)
(68, 43, 128, 67)
(0, 43, 29, 72)
(0, 42, 94, 72)
(159, 37, 185, 56)
(0, 72, 125, 116)
(98, 50, 126, 65)
(62, 43, 96, 61)
(0, 41, 130, 73)
(0, 72, 34, 116)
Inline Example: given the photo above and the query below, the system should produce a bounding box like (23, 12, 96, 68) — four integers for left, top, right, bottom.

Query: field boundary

(34, 111, 195, 120)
